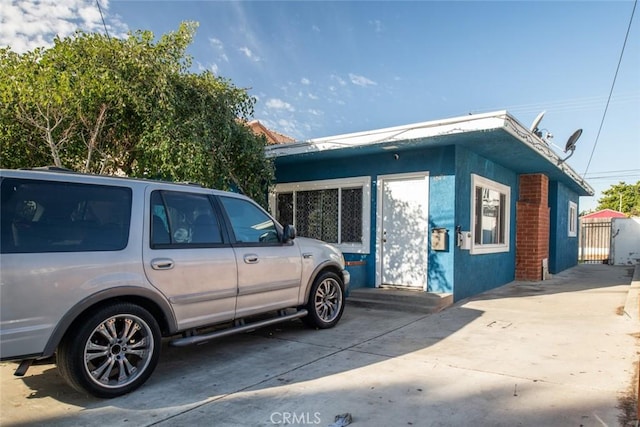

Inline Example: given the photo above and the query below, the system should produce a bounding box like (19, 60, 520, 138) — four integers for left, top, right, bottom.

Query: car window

(0, 178, 131, 253)
(150, 190, 222, 248)
(219, 196, 279, 244)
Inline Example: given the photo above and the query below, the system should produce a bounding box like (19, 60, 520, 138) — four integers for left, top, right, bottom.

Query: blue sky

(2, 1, 639, 211)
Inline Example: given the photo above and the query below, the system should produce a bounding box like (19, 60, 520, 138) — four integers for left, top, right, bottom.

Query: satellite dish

(558, 128, 582, 164)
(564, 128, 582, 152)
(530, 111, 546, 136)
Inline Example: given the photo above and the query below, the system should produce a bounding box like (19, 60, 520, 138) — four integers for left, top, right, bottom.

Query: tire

(57, 303, 161, 398)
(302, 271, 345, 329)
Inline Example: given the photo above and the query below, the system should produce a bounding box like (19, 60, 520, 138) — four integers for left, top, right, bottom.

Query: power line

(96, 0, 111, 40)
(583, 169, 640, 176)
(583, 0, 637, 178)
(470, 92, 640, 116)
(585, 174, 640, 181)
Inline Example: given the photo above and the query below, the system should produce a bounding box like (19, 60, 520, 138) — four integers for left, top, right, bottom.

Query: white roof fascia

(264, 109, 593, 196)
(265, 110, 510, 158)
(502, 115, 594, 196)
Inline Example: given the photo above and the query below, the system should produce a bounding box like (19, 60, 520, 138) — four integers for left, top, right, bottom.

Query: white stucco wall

(611, 217, 640, 265)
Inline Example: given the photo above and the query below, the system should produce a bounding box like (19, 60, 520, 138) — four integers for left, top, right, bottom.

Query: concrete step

(347, 287, 453, 314)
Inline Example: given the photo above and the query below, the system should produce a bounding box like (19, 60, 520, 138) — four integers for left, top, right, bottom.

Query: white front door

(377, 173, 429, 289)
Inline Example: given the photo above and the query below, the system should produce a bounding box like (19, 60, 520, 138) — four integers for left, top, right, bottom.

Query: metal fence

(579, 220, 612, 264)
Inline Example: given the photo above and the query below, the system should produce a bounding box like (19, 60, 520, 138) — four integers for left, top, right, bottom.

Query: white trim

(375, 172, 430, 289)
(266, 111, 508, 158)
(270, 176, 371, 254)
(568, 201, 578, 237)
(470, 174, 511, 255)
(502, 116, 593, 196)
(265, 110, 594, 197)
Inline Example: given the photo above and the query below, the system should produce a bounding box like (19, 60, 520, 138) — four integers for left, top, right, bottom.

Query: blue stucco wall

(427, 174, 455, 293)
(274, 144, 523, 300)
(274, 145, 456, 293)
(548, 180, 579, 273)
(453, 146, 518, 301)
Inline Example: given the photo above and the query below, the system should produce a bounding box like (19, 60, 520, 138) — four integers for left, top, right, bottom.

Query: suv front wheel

(57, 303, 161, 398)
(302, 271, 345, 329)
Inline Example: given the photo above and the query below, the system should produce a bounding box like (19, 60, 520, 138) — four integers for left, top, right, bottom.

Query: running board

(169, 309, 308, 347)
(14, 359, 34, 376)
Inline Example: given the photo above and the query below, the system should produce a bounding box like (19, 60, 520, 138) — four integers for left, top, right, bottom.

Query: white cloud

(0, 0, 128, 53)
(239, 46, 260, 62)
(209, 37, 229, 63)
(260, 117, 301, 140)
(349, 73, 377, 87)
(369, 20, 383, 33)
(301, 77, 310, 85)
(308, 93, 319, 100)
(210, 37, 224, 49)
(308, 109, 323, 116)
(331, 74, 347, 86)
(266, 98, 295, 112)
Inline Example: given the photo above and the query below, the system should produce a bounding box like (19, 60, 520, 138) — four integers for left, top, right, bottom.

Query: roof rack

(26, 166, 78, 173)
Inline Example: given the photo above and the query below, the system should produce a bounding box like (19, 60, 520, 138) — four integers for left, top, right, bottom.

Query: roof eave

(501, 115, 594, 196)
(265, 110, 510, 158)
(265, 110, 594, 197)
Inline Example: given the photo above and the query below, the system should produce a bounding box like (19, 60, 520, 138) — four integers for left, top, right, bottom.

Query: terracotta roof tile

(247, 120, 296, 144)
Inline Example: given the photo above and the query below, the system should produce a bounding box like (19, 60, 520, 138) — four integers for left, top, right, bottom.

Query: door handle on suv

(243, 254, 259, 264)
(151, 258, 175, 270)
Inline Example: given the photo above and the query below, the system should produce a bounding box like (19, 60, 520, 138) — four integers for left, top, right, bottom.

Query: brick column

(515, 174, 550, 280)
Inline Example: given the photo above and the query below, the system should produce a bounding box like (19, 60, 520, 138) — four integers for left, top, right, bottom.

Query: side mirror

(282, 224, 296, 242)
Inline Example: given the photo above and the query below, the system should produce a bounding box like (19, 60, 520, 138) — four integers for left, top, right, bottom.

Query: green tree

(596, 181, 640, 216)
(0, 22, 273, 204)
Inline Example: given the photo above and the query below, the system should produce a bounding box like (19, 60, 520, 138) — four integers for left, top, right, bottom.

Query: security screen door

(380, 174, 429, 289)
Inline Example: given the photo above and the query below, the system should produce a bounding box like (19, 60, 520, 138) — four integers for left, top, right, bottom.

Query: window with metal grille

(271, 177, 370, 253)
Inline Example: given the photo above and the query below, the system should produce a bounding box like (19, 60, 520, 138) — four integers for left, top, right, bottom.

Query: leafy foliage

(0, 22, 273, 204)
(596, 181, 640, 216)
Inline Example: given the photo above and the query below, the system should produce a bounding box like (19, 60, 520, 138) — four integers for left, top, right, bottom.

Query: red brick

(515, 174, 550, 281)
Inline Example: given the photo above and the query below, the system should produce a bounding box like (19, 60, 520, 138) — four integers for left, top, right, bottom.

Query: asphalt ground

(1, 263, 638, 427)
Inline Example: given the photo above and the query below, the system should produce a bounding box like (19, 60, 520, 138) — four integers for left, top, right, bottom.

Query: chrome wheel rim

(314, 278, 343, 323)
(83, 314, 154, 389)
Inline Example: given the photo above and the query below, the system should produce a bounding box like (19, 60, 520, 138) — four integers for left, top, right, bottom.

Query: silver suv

(0, 168, 349, 398)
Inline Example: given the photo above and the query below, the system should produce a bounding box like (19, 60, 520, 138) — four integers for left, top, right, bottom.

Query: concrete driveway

(1, 264, 638, 426)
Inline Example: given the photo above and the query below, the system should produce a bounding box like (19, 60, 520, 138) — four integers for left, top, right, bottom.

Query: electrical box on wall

(431, 228, 448, 251)
(457, 231, 472, 250)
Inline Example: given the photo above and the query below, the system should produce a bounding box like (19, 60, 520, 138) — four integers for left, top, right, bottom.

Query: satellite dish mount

(530, 111, 546, 137)
(558, 129, 582, 164)
(530, 111, 553, 143)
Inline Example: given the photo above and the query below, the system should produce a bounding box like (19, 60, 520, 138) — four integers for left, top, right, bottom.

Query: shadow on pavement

(4, 263, 636, 426)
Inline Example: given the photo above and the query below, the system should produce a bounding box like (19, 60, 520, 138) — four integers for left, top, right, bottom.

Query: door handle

(244, 254, 259, 264)
(151, 258, 174, 270)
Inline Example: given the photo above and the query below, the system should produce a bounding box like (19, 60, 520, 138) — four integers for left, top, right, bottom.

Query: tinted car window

(150, 190, 222, 247)
(219, 196, 279, 244)
(1, 178, 131, 253)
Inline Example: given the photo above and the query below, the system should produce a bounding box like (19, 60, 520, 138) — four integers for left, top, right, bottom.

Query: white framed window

(470, 174, 511, 255)
(568, 201, 577, 237)
(270, 177, 371, 253)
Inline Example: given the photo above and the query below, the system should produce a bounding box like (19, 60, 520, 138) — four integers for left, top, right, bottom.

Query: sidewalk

(1, 264, 638, 426)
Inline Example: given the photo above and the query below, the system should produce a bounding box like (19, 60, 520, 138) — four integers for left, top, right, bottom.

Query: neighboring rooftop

(248, 120, 295, 145)
(581, 209, 628, 219)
